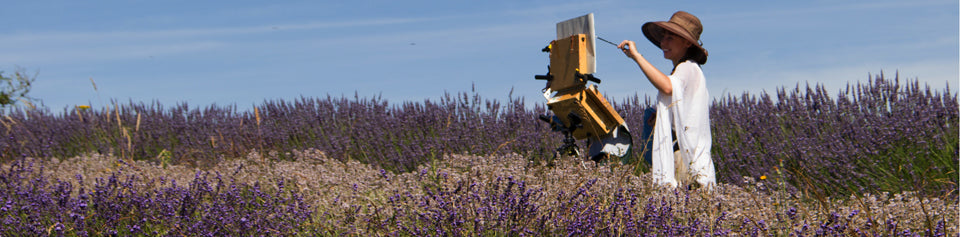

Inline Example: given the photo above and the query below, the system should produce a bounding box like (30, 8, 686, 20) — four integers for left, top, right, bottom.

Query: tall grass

(711, 73, 957, 198)
(1, 90, 555, 172)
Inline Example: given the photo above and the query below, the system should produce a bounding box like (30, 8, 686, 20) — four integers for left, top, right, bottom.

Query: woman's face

(660, 31, 692, 62)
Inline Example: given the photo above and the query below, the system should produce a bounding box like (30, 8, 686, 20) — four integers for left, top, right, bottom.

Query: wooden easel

(539, 34, 626, 140)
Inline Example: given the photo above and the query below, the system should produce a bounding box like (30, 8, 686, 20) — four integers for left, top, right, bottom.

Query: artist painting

(618, 11, 717, 188)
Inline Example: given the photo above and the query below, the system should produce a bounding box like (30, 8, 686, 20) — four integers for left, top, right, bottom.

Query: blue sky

(2, 0, 957, 111)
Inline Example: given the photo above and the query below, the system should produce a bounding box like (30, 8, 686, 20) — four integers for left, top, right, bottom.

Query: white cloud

(0, 16, 443, 65)
(0, 41, 224, 65)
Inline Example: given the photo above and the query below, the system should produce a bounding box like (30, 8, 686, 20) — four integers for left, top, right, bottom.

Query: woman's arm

(619, 40, 672, 95)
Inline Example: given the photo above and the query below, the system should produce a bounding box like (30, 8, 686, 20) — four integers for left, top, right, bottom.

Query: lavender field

(0, 74, 956, 235)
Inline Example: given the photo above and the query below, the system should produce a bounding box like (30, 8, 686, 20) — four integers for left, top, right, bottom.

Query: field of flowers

(0, 73, 956, 235)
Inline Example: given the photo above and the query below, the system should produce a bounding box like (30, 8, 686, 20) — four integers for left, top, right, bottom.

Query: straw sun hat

(641, 11, 708, 64)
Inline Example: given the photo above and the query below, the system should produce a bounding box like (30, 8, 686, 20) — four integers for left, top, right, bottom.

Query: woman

(618, 11, 716, 188)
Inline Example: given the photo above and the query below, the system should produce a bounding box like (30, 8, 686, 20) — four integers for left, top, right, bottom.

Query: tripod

(539, 113, 583, 158)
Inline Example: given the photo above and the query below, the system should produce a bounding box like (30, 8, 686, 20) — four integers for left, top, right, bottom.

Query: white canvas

(556, 13, 596, 73)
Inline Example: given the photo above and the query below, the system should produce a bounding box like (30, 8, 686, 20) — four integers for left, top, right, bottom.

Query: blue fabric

(639, 108, 656, 165)
(639, 107, 678, 166)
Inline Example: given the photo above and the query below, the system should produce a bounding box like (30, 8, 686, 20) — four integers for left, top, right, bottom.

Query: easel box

(547, 34, 590, 92)
(547, 84, 625, 140)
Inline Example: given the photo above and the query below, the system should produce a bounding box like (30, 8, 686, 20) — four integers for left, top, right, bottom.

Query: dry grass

(10, 150, 957, 235)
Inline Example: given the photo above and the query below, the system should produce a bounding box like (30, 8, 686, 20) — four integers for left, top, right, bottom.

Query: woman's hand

(620, 39, 673, 95)
(618, 40, 641, 60)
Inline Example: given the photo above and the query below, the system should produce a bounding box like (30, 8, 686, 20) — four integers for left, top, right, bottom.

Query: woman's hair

(682, 45, 707, 65)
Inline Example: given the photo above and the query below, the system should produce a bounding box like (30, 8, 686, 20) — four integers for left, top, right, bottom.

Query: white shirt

(651, 60, 717, 187)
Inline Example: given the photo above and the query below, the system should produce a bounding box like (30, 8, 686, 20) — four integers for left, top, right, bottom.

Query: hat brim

(641, 21, 708, 58)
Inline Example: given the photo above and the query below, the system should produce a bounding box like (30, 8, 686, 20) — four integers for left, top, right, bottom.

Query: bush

(0, 67, 36, 109)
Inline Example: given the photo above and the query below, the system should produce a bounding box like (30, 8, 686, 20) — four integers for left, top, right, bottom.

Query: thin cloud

(0, 41, 224, 65)
(713, 58, 958, 100)
(0, 17, 439, 65)
(708, 0, 954, 21)
(0, 17, 436, 45)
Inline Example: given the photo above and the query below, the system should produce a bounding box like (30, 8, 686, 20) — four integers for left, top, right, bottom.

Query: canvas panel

(556, 13, 596, 73)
